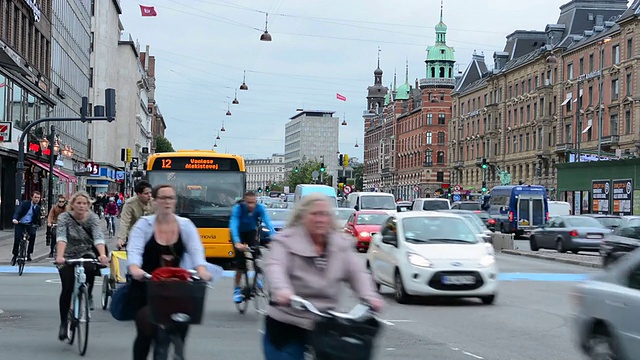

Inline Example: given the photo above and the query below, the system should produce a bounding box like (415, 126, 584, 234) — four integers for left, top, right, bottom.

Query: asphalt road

(0, 251, 598, 359)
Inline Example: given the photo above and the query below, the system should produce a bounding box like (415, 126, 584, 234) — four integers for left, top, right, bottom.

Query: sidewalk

(0, 219, 118, 265)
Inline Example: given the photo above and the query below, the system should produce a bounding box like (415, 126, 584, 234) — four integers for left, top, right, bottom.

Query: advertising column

(612, 179, 633, 216)
(591, 180, 610, 215)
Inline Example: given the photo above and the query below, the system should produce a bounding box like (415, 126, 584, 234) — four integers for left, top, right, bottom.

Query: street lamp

(260, 13, 272, 42)
(597, 37, 611, 158)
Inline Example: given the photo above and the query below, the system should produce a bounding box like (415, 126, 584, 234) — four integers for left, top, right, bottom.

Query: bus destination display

(151, 157, 240, 171)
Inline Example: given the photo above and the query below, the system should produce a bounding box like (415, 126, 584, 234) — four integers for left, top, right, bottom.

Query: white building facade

(284, 110, 339, 173)
(245, 154, 285, 191)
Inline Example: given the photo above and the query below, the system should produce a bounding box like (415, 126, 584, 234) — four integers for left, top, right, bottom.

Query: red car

(344, 211, 389, 252)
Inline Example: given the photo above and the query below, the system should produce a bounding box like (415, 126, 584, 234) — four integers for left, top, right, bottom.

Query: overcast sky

(118, 0, 631, 159)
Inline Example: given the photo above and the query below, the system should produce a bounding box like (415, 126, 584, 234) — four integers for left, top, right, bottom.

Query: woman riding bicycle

(104, 197, 119, 233)
(263, 193, 384, 359)
(127, 184, 212, 360)
(55, 191, 109, 341)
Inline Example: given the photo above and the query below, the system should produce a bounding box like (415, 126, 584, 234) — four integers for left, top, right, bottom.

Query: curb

(501, 249, 603, 269)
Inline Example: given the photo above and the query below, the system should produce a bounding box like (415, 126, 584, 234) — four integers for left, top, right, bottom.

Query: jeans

(263, 332, 305, 360)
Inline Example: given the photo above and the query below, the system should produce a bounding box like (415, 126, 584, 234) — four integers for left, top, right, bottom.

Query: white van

(411, 198, 451, 211)
(346, 192, 397, 212)
(294, 184, 338, 207)
(547, 201, 571, 216)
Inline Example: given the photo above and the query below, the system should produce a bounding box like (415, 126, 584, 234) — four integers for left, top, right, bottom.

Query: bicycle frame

(71, 264, 87, 320)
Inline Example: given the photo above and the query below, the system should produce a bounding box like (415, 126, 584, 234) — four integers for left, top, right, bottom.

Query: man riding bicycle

(11, 191, 42, 265)
(116, 181, 153, 249)
(229, 191, 276, 303)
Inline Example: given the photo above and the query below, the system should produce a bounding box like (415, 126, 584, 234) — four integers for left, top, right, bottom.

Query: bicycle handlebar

(52, 258, 102, 266)
(271, 295, 376, 320)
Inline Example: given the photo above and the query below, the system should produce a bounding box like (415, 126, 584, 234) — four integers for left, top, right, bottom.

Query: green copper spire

(425, 0, 455, 84)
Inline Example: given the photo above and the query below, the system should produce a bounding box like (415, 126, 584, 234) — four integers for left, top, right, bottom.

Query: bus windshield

(148, 171, 245, 215)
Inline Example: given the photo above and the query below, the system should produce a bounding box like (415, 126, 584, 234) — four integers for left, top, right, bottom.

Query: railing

(419, 78, 456, 87)
(600, 135, 620, 145)
(554, 143, 573, 152)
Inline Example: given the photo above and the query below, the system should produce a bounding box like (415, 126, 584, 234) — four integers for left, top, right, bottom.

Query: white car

(366, 211, 498, 304)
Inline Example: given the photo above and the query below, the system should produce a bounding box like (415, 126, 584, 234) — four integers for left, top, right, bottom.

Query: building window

(525, 132, 530, 150)
(627, 73, 632, 96)
(589, 53, 594, 72)
(436, 171, 444, 182)
(437, 131, 445, 144)
(611, 79, 619, 101)
(610, 113, 619, 135)
(436, 151, 445, 164)
(579, 58, 584, 75)
(427, 113, 432, 125)
(613, 45, 620, 64)
(588, 86, 593, 106)
(425, 131, 432, 144)
(438, 113, 445, 125)
(626, 110, 631, 134)
(627, 38, 633, 59)
(424, 150, 432, 166)
(567, 63, 574, 79)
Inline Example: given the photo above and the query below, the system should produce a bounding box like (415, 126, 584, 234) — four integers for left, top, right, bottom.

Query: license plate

(442, 275, 476, 285)
(519, 220, 530, 226)
(586, 234, 602, 239)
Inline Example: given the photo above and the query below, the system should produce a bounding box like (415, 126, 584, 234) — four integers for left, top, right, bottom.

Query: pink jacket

(264, 225, 380, 330)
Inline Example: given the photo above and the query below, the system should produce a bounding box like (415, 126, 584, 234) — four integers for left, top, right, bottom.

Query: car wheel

(556, 239, 567, 253)
(480, 294, 495, 305)
(529, 236, 539, 251)
(588, 328, 619, 360)
(394, 270, 410, 304)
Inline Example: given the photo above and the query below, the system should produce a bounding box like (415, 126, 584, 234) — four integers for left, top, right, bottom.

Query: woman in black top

(55, 191, 108, 340)
(127, 184, 211, 360)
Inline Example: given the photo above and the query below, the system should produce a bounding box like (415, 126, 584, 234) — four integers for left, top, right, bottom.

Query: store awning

(29, 159, 77, 183)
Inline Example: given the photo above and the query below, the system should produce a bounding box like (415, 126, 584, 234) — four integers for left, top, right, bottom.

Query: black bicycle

(16, 225, 37, 276)
(145, 270, 207, 360)
(235, 245, 269, 315)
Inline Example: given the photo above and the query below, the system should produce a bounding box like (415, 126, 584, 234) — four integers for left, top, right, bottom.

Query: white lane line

(377, 318, 413, 326)
(385, 348, 396, 351)
(450, 347, 484, 359)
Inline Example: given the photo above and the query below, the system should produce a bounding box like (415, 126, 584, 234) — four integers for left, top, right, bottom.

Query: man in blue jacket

(11, 191, 42, 265)
(229, 191, 276, 303)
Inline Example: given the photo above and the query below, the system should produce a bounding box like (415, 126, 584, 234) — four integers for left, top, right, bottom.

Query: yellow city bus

(146, 150, 246, 265)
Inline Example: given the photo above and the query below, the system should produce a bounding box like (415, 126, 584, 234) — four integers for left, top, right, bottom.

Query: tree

(155, 135, 175, 153)
(286, 160, 326, 191)
(353, 163, 364, 191)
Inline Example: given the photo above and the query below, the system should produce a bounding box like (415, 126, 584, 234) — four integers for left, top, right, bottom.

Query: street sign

(84, 161, 99, 175)
(311, 170, 319, 180)
(454, 185, 462, 192)
(0, 122, 11, 142)
(413, 185, 419, 192)
(131, 157, 139, 168)
(453, 194, 461, 202)
(343, 185, 353, 195)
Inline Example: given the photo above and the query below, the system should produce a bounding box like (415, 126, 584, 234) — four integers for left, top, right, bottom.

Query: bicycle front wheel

(253, 271, 269, 315)
(76, 286, 90, 356)
(17, 241, 26, 276)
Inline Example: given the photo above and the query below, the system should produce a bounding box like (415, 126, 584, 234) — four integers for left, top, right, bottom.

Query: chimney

(415, 78, 419, 88)
(493, 52, 509, 71)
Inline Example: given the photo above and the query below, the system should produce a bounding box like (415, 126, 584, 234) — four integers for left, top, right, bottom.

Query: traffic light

(343, 154, 349, 167)
(294, 166, 299, 173)
(126, 148, 132, 163)
(481, 158, 487, 169)
(447, 188, 452, 197)
(482, 181, 487, 192)
(257, 187, 262, 193)
(272, 182, 276, 186)
(338, 154, 343, 166)
(320, 162, 325, 172)
(120, 148, 126, 162)
(265, 186, 270, 193)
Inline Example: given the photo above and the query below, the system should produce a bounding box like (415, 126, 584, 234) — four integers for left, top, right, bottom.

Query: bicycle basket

(310, 316, 381, 360)
(146, 280, 207, 325)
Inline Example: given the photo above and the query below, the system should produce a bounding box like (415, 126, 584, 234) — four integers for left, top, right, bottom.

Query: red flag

(336, 93, 346, 101)
(139, 4, 157, 17)
(0, 82, 5, 88)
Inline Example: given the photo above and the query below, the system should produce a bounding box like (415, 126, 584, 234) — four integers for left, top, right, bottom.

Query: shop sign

(612, 179, 633, 216)
(23, 0, 41, 22)
(591, 179, 610, 215)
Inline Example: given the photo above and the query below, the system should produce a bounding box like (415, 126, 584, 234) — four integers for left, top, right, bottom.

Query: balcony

(453, 160, 464, 169)
(554, 143, 573, 153)
(474, 157, 484, 166)
(536, 149, 551, 158)
(419, 78, 456, 88)
(600, 135, 620, 146)
(423, 161, 433, 168)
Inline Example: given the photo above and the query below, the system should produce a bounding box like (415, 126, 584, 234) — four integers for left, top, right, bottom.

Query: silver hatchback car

(572, 247, 640, 359)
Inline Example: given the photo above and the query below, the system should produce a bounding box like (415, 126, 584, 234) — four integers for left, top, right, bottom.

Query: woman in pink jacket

(263, 193, 383, 359)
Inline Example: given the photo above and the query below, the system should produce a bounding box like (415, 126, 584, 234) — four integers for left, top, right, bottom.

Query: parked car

(529, 215, 608, 253)
(582, 214, 623, 230)
(260, 209, 291, 242)
(334, 208, 356, 230)
(366, 212, 498, 304)
(343, 211, 389, 252)
(600, 216, 640, 267)
(571, 247, 640, 359)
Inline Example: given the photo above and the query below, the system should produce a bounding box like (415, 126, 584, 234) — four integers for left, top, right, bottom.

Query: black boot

(58, 323, 66, 341)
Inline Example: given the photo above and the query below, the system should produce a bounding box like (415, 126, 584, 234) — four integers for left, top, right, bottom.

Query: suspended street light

(260, 13, 272, 42)
(354, 139, 359, 148)
(216, 131, 221, 140)
(220, 120, 226, 132)
(240, 70, 249, 90)
(232, 89, 239, 104)
(226, 102, 232, 116)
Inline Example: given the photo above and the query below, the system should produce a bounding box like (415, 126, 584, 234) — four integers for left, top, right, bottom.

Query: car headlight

(479, 255, 495, 267)
(407, 253, 432, 268)
(261, 227, 269, 232)
(358, 231, 371, 239)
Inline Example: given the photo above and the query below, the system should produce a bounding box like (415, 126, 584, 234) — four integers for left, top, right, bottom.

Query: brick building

(363, 8, 454, 199)
(449, 0, 636, 201)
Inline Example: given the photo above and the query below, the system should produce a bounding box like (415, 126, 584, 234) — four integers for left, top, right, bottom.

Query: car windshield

(266, 210, 291, 221)
(402, 217, 479, 243)
(566, 216, 606, 228)
(596, 217, 623, 228)
(458, 202, 481, 211)
(459, 214, 488, 232)
(356, 213, 388, 225)
(422, 200, 450, 210)
(360, 196, 396, 210)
